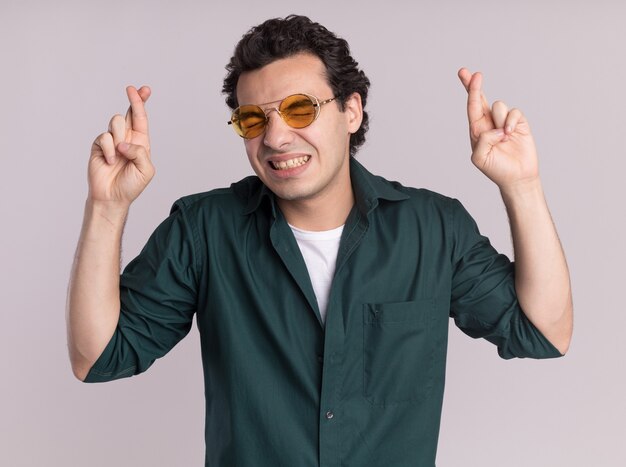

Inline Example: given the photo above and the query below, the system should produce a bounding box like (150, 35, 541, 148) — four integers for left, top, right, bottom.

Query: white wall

(1, 0, 623, 465)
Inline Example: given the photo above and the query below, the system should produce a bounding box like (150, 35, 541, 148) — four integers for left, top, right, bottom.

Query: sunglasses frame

(228, 93, 337, 139)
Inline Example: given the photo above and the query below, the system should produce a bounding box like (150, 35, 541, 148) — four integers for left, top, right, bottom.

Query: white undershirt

(289, 224, 344, 324)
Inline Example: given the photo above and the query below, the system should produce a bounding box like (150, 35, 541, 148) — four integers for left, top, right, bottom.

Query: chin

(270, 187, 308, 202)
(266, 182, 317, 202)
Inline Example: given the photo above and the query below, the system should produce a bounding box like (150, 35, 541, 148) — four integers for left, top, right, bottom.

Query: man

(67, 14, 573, 467)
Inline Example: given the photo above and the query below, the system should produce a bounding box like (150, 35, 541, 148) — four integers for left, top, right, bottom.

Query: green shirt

(85, 158, 562, 466)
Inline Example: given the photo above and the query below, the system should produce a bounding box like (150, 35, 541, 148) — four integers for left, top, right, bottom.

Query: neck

(278, 180, 354, 232)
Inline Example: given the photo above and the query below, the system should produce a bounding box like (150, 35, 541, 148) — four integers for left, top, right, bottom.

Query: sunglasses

(228, 93, 337, 139)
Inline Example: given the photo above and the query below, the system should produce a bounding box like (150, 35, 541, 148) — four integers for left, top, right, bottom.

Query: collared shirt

(85, 158, 562, 466)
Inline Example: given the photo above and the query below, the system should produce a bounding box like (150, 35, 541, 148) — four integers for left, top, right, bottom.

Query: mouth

(269, 155, 311, 171)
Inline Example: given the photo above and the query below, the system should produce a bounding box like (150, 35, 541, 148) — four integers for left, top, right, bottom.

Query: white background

(1, 0, 624, 465)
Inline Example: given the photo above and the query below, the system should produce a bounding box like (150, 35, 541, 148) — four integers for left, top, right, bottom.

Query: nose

(262, 109, 294, 150)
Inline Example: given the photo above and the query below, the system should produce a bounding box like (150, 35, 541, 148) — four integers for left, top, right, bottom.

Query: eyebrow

(240, 93, 305, 107)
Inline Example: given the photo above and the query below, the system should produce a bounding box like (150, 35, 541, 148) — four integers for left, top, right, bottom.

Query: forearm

(66, 200, 129, 380)
(500, 179, 573, 354)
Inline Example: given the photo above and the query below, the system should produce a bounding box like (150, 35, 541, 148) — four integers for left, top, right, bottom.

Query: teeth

(271, 155, 310, 170)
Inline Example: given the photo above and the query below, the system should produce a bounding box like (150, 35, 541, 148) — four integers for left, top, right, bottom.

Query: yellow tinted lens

(280, 94, 317, 128)
(232, 105, 266, 139)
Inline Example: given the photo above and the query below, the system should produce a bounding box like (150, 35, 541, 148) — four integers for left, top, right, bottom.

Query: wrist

(83, 199, 130, 233)
(499, 177, 544, 206)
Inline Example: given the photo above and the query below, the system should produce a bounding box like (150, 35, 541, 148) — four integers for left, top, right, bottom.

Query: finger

(125, 85, 150, 134)
(504, 108, 524, 134)
(107, 114, 126, 146)
(459, 68, 491, 120)
(471, 128, 506, 166)
(137, 85, 151, 102)
(466, 72, 489, 124)
(116, 142, 155, 179)
(93, 132, 116, 165)
(491, 100, 508, 129)
(457, 67, 472, 91)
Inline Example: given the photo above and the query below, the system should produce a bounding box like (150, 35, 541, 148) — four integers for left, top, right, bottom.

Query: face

(235, 53, 362, 206)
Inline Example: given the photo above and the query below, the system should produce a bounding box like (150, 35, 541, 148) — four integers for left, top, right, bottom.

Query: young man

(67, 15, 572, 467)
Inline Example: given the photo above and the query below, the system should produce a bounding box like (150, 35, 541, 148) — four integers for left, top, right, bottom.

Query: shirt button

(325, 410, 334, 420)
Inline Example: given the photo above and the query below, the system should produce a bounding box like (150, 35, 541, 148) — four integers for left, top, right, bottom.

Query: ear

(343, 92, 363, 134)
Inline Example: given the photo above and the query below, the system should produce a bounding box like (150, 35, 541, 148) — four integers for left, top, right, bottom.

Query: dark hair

(223, 15, 370, 157)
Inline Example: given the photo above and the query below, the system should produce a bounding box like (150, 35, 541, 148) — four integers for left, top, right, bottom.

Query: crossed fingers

(458, 68, 525, 142)
(125, 85, 150, 135)
(94, 86, 151, 165)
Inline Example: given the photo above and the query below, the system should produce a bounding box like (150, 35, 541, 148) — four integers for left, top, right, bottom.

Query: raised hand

(458, 68, 539, 190)
(457, 69, 573, 355)
(88, 86, 155, 205)
(69, 86, 154, 380)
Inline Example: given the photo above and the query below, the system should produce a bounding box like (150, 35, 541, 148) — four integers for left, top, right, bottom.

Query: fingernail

(495, 129, 504, 137)
(505, 125, 512, 133)
(118, 142, 129, 152)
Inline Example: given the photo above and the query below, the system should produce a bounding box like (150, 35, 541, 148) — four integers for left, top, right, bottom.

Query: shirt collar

(348, 157, 409, 215)
(235, 157, 409, 217)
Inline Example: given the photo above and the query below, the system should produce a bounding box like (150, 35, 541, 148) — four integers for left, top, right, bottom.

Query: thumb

(117, 142, 155, 178)
(471, 128, 505, 162)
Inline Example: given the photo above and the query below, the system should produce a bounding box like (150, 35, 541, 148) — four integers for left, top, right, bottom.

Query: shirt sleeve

(84, 201, 200, 382)
(448, 199, 563, 360)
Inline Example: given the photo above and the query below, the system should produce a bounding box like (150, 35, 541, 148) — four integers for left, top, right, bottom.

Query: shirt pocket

(363, 299, 435, 406)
